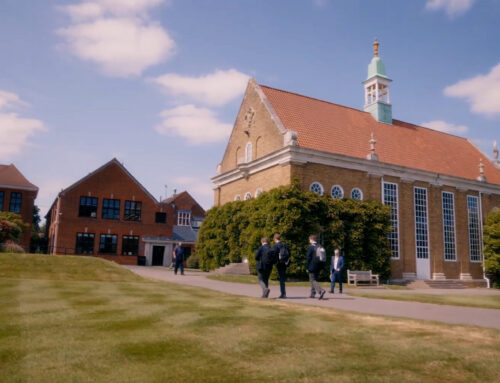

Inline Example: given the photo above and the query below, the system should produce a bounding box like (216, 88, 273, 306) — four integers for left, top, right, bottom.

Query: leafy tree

(484, 209, 500, 288)
(197, 183, 392, 280)
(29, 205, 47, 253)
(0, 212, 28, 244)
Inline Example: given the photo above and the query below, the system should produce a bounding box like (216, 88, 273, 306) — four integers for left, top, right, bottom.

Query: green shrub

(186, 250, 200, 269)
(484, 209, 500, 288)
(1, 240, 25, 253)
(197, 182, 392, 280)
(0, 212, 28, 244)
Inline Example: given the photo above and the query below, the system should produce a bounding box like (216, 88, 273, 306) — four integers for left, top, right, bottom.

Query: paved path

(126, 266, 500, 330)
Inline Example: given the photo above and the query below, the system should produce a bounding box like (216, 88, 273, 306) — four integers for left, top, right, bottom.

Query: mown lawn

(1, 253, 500, 382)
(347, 291, 500, 310)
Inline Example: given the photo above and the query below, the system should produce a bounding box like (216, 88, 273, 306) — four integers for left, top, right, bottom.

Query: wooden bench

(347, 270, 379, 286)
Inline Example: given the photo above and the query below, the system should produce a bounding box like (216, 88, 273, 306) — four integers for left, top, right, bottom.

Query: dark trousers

(330, 270, 343, 292)
(309, 271, 324, 297)
(277, 265, 287, 297)
(174, 260, 184, 275)
(258, 268, 271, 296)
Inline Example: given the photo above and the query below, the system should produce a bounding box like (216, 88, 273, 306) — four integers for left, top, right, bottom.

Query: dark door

(152, 246, 164, 266)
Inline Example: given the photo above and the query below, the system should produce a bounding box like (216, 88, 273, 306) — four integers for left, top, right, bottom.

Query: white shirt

(333, 255, 339, 270)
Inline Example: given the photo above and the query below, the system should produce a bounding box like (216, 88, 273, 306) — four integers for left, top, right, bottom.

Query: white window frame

(234, 195, 241, 201)
(414, 187, 430, 260)
(442, 191, 457, 262)
(467, 195, 482, 263)
(330, 185, 344, 199)
(255, 188, 263, 197)
(309, 182, 324, 196)
(350, 187, 363, 200)
(245, 142, 252, 163)
(382, 181, 400, 259)
(177, 211, 191, 226)
(244, 192, 252, 200)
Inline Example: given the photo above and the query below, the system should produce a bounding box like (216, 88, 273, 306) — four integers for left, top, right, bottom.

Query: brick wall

(0, 188, 37, 250)
(47, 161, 174, 264)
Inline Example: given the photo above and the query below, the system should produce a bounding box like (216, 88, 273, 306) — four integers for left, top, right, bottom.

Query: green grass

(348, 291, 500, 310)
(1, 253, 500, 382)
(206, 273, 409, 289)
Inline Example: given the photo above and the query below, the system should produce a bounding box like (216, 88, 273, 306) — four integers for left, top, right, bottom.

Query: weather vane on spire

(373, 38, 379, 57)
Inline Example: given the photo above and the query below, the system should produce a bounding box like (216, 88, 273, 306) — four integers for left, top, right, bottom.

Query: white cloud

(62, 0, 165, 21)
(312, 0, 329, 8)
(0, 91, 46, 161)
(421, 120, 468, 135)
(58, 1, 174, 77)
(425, 0, 475, 17)
(155, 105, 232, 145)
(170, 176, 213, 198)
(444, 62, 500, 117)
(153, 69, 249, 106)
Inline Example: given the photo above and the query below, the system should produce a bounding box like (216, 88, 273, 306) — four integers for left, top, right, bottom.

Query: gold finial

(373, 39, 379, 57)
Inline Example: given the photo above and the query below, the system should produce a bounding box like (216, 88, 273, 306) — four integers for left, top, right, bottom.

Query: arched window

(331, 185, 344, 199)
(309, 182, 324, 196)
(245, 142, 252, 163)
(351, 188, 363, 200)
(234, 195, 241, 201)
(255, 136, 262, 158)
(255, 188, 263, 197)
(235, 146, 241, 165)
(244, 192, 252, 200)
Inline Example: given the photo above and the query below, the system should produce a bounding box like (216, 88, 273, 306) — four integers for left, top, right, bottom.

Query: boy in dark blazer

(330, 248, 344, 293)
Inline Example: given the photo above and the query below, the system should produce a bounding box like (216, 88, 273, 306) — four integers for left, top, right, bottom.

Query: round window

(331, 185, 344, 199)
(351, 188, 363, 200)
(309, 182, 324, 196)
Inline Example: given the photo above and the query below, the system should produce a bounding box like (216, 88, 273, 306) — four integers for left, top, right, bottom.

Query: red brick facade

(46, 159, 176, 265)
(0, 164, 38, 251)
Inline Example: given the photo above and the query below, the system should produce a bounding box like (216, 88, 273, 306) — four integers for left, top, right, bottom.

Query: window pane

(102, 199, 120, 219)
(155, 212, 166, 223)
(9, 192, 22, 213)
(414, 188, 429, 260)
(75, 233, 95, 254)
(467, 195, 481, 262)
(99, 234, 118, 254)
(124, 200, 142, 221)
(122, 235, 139, 255)
(383, 183, 399, 258)
(0, 191, 4, 211)
(442, 192, 456, 261)
(79, 196, 98, 217)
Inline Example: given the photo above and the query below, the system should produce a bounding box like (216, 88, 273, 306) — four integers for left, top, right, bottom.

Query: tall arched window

(245, 142, 252, 163)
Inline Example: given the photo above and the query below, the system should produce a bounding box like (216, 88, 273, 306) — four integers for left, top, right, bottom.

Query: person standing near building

(306, 235, 326, 300)
(330, 248, 344, 294)
(255, 237, 276, 298)
(173, 242, 185, 275)
(273, 233, 290, 299)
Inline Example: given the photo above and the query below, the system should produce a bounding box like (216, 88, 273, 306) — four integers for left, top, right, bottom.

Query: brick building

(212, 42, 500, 282)
(46, 159, 205, 266)
(0, 164, 38, 250)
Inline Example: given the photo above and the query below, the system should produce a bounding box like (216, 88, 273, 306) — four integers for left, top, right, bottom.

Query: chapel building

(212, 41, 500, 282)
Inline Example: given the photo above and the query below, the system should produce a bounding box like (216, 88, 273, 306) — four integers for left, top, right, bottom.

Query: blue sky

(1, 0, 499, 218)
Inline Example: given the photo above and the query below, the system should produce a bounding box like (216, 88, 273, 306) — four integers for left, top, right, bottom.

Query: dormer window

(245, 142, 252, 162)
(177, 210, 191, 226)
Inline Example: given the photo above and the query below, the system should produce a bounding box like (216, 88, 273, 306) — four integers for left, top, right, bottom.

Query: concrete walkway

(126, 266, 500, 330)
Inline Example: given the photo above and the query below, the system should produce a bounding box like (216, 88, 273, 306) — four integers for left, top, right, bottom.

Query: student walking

(306, 235, 326, 300)
(173, 242, 185, 275)
(330, 248, 344, 294)
(272, 233, 290, 299)
(255, 237, 276, 298)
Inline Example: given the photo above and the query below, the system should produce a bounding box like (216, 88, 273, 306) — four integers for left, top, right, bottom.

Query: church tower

(363, 40, 392, 124)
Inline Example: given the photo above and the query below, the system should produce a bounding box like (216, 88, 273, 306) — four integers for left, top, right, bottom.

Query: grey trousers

(309, 271, 324, 297)
(258, 268, 271, 296)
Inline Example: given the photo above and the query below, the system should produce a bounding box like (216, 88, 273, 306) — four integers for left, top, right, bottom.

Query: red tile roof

(260, 85, 500, 186)
(0, 164, 38, 190)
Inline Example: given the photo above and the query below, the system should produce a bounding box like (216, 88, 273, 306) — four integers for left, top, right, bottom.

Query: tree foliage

(0, 212, 28, 244)
(197, 182, 392, 280)
(484, 209, 500, 288)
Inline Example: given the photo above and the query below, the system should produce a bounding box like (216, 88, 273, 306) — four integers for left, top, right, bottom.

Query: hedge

(197, 182, 392, 280)
(484, 209, 500, 288)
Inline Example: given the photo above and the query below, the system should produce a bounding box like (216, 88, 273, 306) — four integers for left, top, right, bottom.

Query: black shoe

(278, 295, 287, 299)
(330, 290, 334, 294)
(309, 295, 316, 299)
(319, 291, 326, 300)
(339, 291, 342, 294)
(265, 288, 270, 298)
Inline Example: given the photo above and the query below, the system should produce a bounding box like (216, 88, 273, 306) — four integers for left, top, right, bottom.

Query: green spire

(366, 40, 389, 80)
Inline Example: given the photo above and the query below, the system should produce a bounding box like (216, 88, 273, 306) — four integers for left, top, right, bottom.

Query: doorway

(152, 246, 165, 266)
